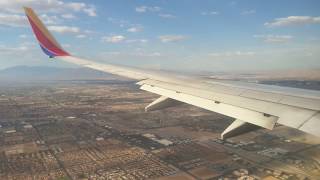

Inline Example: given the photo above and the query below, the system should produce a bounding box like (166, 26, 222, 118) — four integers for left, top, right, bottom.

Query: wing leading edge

(24, 7, 320, 139)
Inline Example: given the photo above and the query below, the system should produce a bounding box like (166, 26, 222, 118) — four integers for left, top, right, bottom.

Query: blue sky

(0, 0, 319, 72)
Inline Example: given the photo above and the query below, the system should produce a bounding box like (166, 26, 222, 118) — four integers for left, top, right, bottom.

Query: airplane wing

(24, 7, 320, 139)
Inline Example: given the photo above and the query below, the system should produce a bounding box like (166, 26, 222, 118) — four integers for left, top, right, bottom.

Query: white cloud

(0, 44, 29, 53)
(0, 13, 27, 27)
(139, 39, 148, 43)
(209, 51, 256, 57)
(254, 35, 293, 43)
(40, 14, 59, 24)
(48, 25, 80, 34)
(127, 26, 143, 32)
(101, 51, 121, 56)
(0, 12, 92, 37)
(76, 34, 87, 39)
(101, 36, 147, 44)
(0, 0, 97, 17)
(241, 10, 256, 15)
(125, 39, 148, 43)
(265, 16, 320, 27)
(83, 5, 97, 17)
(158, 35, 187, 43)
(65, 2, 85, 11)
(100, 51, 161, 57)
(135, 6, 147, 13)
(159, 14, 176, 19)
(135, 6, 161, 13)
(19, 34, 28, 38)
(0, 1, 97, 28)
(61, 13, 76, 19)
(201, 11, 219, 16)
(107, 17, 130, 28)
(0, 13, 61, 27)
(62, 43, 71, 47)
(134, 52, 161, 57)
(102, 35, 126, 43)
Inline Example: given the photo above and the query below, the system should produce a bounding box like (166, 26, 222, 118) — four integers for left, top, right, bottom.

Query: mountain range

(0, 66, 121, 82)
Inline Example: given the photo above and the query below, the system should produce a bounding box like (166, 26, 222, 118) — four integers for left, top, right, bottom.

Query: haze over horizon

(0, 0, 319, 72)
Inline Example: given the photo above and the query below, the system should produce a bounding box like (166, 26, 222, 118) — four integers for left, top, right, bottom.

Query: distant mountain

(0, 66, 125, 82)
(206, 69, 320, 81)
(2, 65, 319, 83)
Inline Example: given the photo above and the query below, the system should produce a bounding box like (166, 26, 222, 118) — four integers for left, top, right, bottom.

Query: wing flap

(139, 79, 320, 137)
(240, 90, 283, 103)
(138, 80, 316, 121)
(299, 112, 320, 137)
(140, 83, 277, 130)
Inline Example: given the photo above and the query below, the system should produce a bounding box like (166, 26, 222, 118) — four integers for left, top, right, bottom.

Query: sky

(0, 0, 319, 72)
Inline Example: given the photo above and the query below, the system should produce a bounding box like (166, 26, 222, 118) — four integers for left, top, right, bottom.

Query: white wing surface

(24, 7, 320, 139)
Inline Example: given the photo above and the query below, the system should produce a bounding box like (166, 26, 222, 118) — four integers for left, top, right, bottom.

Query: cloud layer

(265, 16, 320, 27)
(135, 6, 161, 13)
(201, 11, 219, 16)
(48, 26, 80, 34)
(158, 14, 176, 19)
(209, 51, 256, 57)
(127, 26, 143, 33)
(241, 10, 256, 15)
(0, 0, 96, 16)
(0, 13, 27, 27)
(158, 35, 187, 43)
(254, 35, 293, 43)
(102, 35, 126, 43)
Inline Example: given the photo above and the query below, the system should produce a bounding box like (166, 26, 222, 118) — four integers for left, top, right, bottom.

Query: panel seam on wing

(297, 111, 319, 129)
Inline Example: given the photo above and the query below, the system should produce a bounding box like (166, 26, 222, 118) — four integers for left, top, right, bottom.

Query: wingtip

(23, 6, 32, 12)
(23, 7, 34, 16)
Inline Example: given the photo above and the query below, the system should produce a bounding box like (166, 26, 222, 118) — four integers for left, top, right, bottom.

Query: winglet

(24, 7, 70, 58)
